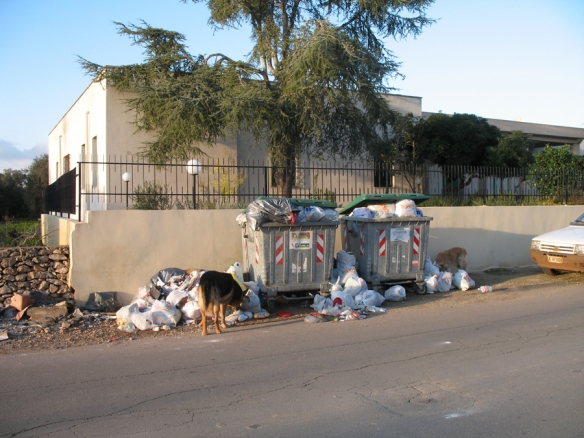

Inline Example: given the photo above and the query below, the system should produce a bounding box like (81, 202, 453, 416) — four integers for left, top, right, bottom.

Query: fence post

(264, 166, 268, 196)
(565, 171, 569, 205)
(78, 164, 82, 221)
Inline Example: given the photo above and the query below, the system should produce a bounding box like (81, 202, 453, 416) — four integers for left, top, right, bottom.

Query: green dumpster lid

(254, 197, 337, 209)
(338, 193, 431, 215)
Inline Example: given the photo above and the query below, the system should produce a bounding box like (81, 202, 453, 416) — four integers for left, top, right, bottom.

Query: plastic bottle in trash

(479, 285, 493, 293)
(233, 262, 244, 283)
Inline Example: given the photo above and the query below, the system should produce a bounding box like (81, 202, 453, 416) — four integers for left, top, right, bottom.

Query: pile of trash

(304, 250, 407, 323)
(115, 263, 270, 332)
(349, 198, 424, 219)
(422, 256, 476, 293)
(236, 198, 339, 230)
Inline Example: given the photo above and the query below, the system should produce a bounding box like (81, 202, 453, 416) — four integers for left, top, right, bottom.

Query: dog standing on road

(198, 270, 248, 336)
(435, 247, 468, 272)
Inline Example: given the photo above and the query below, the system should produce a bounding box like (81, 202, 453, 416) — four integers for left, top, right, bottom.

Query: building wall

(48, 205, 581, 307)
(48, 80, 108, 185)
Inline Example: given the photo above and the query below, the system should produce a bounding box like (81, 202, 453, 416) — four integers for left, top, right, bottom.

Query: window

(91, 136, 98, 187)
(63, 154, 70, 173)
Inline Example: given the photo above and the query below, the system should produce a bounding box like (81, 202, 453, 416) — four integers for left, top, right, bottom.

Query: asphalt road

(1, 282, 583, 438)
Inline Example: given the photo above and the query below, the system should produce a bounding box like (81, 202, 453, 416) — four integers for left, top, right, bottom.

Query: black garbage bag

(147, 267, 187, 299)
(246, 199, 300, 230)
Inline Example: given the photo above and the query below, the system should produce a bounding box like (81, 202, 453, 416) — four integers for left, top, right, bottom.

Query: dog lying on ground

(435, 247, 468, 272)
(198, 270, 248, 336)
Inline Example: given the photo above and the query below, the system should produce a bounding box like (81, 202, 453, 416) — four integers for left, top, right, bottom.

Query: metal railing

(44, 157, 584, 218)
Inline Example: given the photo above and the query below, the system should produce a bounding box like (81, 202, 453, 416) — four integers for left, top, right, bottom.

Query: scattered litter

(479, 286, 493, 293)
(0, 331, 8, 341)
(276, 311, 293, 318)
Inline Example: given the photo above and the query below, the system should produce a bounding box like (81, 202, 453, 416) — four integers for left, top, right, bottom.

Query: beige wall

(418, 206, 582, 266)
(57, 205, 583, 307)
(69, 210, 244, 306)
(41, 215, 79, 247)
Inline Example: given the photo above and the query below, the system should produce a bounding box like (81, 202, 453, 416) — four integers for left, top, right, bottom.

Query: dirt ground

(1, 266, 582, 355)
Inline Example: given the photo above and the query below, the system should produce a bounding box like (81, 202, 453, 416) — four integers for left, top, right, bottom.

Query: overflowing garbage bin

(237, 198, 339, 307)
(339, 194, 432, 293)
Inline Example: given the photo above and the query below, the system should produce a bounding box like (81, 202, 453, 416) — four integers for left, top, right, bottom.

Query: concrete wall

(41, 214, 80, 247)
(61, 205, 583, 307)
(69, 210, 244, 307)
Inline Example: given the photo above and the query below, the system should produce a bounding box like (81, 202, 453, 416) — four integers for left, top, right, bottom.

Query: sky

(1, 0, 583, 172)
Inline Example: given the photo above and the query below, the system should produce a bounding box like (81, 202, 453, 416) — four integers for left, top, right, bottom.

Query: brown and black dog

(198, 271, 248, 336)
(435, 247, 468, 272)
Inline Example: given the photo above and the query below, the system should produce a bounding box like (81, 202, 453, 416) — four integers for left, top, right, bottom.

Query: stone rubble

(0, 247, 74, 307)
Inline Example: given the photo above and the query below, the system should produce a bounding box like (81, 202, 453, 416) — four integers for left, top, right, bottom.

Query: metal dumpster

(240, 198, 339, 306)
(339, 194, 432, 293)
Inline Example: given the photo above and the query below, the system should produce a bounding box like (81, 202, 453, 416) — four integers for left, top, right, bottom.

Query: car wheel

(542, 267, 559, 276)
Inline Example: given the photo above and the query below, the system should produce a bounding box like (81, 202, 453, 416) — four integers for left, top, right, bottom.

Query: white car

(530, 213, 584, 275)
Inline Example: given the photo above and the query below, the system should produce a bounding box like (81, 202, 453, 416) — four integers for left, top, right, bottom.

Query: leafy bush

(528, 145, 581, 202)
(131, 181, 175, 210)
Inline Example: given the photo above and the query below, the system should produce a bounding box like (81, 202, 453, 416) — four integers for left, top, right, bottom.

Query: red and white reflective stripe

(413, 228, 420, 255)
(343, 225, 348, 250)
(275, 235, 284, 265)
(379, 229, 386, 257)
(360, 228, 365, 256)
(255, 241, 260, 264)
(316, 234, 324, 263)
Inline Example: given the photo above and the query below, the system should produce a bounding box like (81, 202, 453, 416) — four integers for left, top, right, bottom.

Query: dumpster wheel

(414, 282, 426, 294)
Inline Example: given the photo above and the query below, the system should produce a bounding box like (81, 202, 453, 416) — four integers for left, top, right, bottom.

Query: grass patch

(0, 219, 42, 247)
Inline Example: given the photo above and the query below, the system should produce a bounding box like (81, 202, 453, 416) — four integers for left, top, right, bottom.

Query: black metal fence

(45, 157, 584, 217)
(43, 168, 76, 215)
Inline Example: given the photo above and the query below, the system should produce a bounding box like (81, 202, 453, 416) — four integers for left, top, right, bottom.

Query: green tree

(413, 113, 502, 195)
(528, 144, 581, 201)
(24, 154, 49, 216)
(79, 0, 434, 196)
(486, 130, 533, 168)
(0, 169, 28, 218)
(416, 113, 502, 166)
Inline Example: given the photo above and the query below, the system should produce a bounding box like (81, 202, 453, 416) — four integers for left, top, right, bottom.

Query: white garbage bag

(331, 290, 355, 308)
(131, 310, 154, 331)
(425, 275, 438, 294)
(355, 290, 385, 307)
(437, 271, 453, 292)
(330, 277, 343, 293)
(151, 307, 182, 327)
(243, 281, 260, 294)
(116, 303, 140, 325)
(323, 208, 339, 221)
(181, 299, 201, 321)
(337, 250, 356, 267)
(351, 207, 374, 218)
(385, 285, 406, 302)
(312, 295, 333, 312)
(424, 257, 441, 276)
(304, 206, 326, 221)
(453, 269, 476, 291)
(395, 199, 417, 217)
(166, 290, 189, 307)
(241, 290, 261, 313)
(343, 277, 362, 297)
